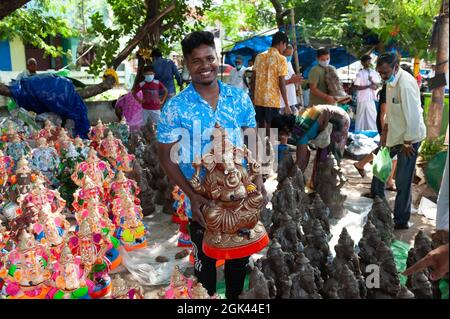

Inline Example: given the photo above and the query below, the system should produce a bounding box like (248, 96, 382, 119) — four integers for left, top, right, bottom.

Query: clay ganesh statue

(0, 149, 14, 203)
(8, 157, 37, 204)
(159, 266, 217, 299)
(0, 230, 52, 299)
(47, 240, 93, 299)
(110, 189, 147, 251)
(88, 119, 106, 150)
(97, 131, 135, 172)
(189, 126, 268, 260)
(36, 120, 58, 142)
(71, 148, 114, 188)
(29, 137, 60, 187)
(5, 133, 31, 169)
(314, 154, 347, 219)
(68, 220, 115, 298)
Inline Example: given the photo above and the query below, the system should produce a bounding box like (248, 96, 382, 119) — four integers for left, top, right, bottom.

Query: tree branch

(77, 1, 176, 100)
(0, 0, 31, 20)
(111, 2, 175, 69)
(270, 0, 285, 27)
(161, 21, 177, 33)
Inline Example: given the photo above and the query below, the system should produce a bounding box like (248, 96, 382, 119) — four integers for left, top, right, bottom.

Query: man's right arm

(157, 142, 208, 226)
(157, 142, 196, 199)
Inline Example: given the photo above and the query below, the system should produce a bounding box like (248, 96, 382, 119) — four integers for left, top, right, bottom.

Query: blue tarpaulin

(224, 34, 358, 78)
(9, 74, 90, 138)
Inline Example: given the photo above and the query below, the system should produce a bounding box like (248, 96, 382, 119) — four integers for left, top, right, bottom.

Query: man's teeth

(201, 71, 211, 76)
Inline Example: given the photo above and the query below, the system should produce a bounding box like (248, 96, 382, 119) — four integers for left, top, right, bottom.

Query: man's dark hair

(181, 31, 215, 57)
(271, 114, 296, 133)
(271, 31, 289, 47)
(361, 54, 371, 63)
(317, 47, 330, 58)
(151, 48, 162, 58)
(376, 52, 399, 68)
(143, 65, 154, 73)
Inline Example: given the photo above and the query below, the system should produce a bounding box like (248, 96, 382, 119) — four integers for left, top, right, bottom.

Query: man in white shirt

(280, 44, 302, 114)
(353, 54, 381, 131)
(229, 56, 248, 93)
(371, 52, 426, 230)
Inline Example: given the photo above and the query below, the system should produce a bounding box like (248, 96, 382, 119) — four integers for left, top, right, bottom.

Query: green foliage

(87, 0, 213, 76)
(204, 0, 275, 43)
(0, 0, 78, 57)
(269, 0, 440, 58)
(419, 135, 447, 162)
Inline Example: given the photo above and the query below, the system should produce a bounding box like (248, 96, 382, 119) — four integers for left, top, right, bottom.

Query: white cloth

(355, 100, 378, 131)
(143, 109, 160, 125)
(311, 123, 333, 148)
(280, 62, 298, 108)
(386, 68, 426, 147)
(16, 70, 33, 81)
(354, 68, 381, 102)
(437, 149, 449, 230)
(229, 67, 248, 92)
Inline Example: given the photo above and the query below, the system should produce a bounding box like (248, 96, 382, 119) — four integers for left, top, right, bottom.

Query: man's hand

(380, 130, 387, 147)
(403, 244, 449, 281)
(325, 95, 337, 105)
(290, 74, 303, 84)
(370, 84, 378, 90)
(283, 106, 292, 115)
(190, 193, 211, 228)
(401, 143, 416, 158)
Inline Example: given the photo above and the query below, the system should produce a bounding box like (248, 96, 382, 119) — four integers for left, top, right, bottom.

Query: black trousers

(189, 221, 249, 299)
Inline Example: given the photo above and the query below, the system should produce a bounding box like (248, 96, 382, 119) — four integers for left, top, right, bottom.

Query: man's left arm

(400, 80, 422, 156)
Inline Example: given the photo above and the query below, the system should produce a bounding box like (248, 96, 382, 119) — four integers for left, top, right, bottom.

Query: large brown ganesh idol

(189, 125, 269, 260)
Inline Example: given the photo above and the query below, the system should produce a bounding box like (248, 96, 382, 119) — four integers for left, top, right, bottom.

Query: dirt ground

(117, 152, 439, 298)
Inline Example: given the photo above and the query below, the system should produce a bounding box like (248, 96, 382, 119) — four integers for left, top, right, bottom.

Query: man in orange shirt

(251, 31, 291, 136)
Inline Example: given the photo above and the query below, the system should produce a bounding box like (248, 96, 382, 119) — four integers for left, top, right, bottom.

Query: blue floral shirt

(157, 81, 256, 218)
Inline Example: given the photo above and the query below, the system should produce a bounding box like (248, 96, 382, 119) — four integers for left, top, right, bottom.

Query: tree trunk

(270, 0, 285, 27)
(0, 0, 31, 20)
(427, 0, 449, 139)
(133, 0, 163, 88)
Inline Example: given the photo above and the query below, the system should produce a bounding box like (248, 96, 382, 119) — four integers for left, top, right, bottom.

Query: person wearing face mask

(372, 52, 426, 230)
(229, 56, 248, 92)
(280, 44, 303, 114)
(353, 54, 381, 131)
(308, 47, 337, 106)
(133, 65, 168, 126)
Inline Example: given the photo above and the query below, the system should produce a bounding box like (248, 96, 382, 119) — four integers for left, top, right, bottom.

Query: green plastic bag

(372, 147, 392, 183)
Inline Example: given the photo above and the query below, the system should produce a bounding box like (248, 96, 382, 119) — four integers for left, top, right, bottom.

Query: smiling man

(156, 31, 266, 299)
